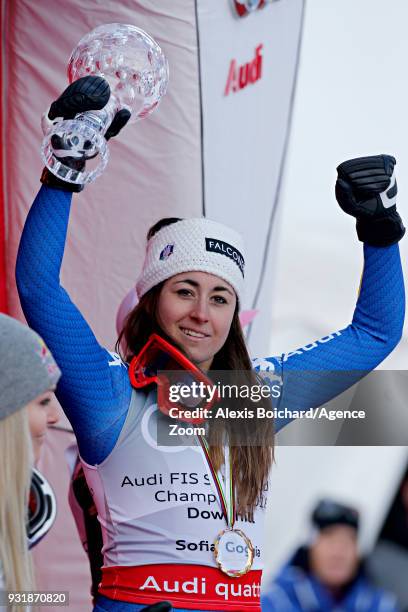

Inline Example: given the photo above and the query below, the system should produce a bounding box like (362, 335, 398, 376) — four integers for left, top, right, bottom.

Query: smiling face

(157, 271, 237, 370)
(27, 390, 59, 464)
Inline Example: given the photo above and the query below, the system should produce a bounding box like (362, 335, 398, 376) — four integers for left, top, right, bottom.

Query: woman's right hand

(41, 75, 131, 191)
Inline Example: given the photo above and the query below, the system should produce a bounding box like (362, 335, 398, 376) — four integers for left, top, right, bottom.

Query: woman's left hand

(335, 154, 405, 246)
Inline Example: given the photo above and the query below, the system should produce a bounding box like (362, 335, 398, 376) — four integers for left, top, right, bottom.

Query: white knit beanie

(136, 218, 246, 304)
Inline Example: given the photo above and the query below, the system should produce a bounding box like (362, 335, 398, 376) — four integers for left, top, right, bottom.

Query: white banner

(197, 0, 305, 352)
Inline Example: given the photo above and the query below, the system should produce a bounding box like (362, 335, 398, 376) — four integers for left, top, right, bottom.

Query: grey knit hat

(0, 314, 61, 420)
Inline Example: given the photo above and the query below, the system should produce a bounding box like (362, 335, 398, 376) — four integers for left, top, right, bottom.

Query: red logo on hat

(36, 338, 50, 363)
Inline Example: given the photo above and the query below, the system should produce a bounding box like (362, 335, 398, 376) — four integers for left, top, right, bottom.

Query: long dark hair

(117, 218, 274, 519)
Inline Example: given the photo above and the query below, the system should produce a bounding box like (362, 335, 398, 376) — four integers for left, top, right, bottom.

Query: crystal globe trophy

(41, 23, 169, 185)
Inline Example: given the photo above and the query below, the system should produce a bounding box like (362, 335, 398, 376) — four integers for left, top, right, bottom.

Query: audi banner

(1, 2, 304, 608)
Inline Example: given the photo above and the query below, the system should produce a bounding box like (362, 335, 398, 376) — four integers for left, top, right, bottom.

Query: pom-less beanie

(0, 314, 61, 420)
(136, 218, 246, 305)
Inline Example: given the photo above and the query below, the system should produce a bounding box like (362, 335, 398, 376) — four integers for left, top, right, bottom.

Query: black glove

(41, 76, 131, 192)
(335, 154, 405, 246)
(140, 603, 172, 611)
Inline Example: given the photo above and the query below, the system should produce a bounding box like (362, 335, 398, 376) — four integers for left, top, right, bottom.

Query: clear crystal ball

(67, 23, 169, 123)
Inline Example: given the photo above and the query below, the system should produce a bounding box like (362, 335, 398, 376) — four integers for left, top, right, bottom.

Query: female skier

(16, 77, 405, 612)
(0, 315, 61, 610)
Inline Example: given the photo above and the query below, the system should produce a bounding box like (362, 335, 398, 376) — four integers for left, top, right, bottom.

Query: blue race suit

(16, 186, 405, 612)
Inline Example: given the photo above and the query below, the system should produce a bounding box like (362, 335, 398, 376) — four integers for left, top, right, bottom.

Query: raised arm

(276, 241, 404, 430)
(16, 78, 131, 464)
(254, 155, 405, 432)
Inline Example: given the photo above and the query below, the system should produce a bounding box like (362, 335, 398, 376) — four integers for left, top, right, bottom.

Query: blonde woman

(0, 314, 61, 610)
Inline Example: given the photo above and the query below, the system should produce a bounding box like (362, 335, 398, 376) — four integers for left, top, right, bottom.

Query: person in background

(368, 466, 408, 611)
(0, 314, 167, 612)
(261, 499, 399, 612)
(68, 452, 104, 603)
(0, 314, 61, 610)
(27, 389, 59, 465)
